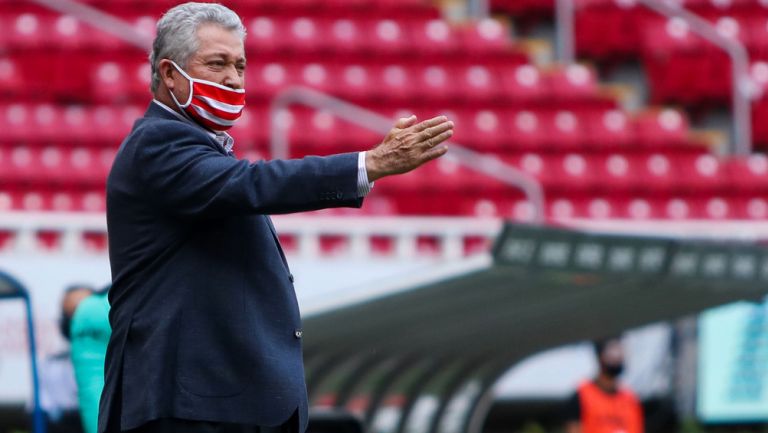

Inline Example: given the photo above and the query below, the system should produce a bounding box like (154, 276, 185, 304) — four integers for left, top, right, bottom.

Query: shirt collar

(151, 99, 235, 154)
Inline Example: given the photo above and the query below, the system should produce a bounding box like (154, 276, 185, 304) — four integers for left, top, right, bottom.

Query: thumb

(394, 115, 417, 129)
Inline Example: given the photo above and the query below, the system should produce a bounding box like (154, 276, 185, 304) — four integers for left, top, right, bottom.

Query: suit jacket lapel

(264, 215, 291, 272)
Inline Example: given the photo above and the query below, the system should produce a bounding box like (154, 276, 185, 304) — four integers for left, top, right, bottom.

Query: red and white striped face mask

(169, 61, 246, 132)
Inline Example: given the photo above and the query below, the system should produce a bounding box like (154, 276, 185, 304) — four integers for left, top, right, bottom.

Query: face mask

(59, 315, 72, 341)
(168, 61, 245, 132)
(602, 362, 624, 378)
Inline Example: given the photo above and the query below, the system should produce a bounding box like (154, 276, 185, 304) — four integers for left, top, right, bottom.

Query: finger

(412, 115, 449, 132)
(394, 115, 417, 129)
(422, 129, 453, 149)
(420, 121, 454, 142)
(420, 145, 449, 164)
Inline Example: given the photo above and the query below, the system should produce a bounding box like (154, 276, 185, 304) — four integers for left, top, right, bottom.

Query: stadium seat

(547, 64, 602, 105)
(459, 18, 516, 58)
(499, 64, 549, 103)
(1, 0, 760, 222)
(411, 19, 461, 57)
(0, 57, 24, 97)
(634, 109, 691, 149)
(583, 109, 636, 150)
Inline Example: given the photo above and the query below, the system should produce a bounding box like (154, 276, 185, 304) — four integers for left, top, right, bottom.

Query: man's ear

(159, 59, 176, 90)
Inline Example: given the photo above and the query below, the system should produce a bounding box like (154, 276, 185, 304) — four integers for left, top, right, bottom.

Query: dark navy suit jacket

(99, 103, 362, 433)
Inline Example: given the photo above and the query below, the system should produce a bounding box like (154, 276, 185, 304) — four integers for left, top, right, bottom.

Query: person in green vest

(69, 287, 111, 433)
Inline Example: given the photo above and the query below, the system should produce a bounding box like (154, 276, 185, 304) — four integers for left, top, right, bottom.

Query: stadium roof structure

(301, 223, 768, 433)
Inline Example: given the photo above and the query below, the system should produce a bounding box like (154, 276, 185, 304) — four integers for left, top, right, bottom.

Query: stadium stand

(1, 0, 768, 250)
(491, 0, 768, 149)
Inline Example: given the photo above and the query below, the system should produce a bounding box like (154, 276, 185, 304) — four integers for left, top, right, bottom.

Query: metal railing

(30, 0, 152, 50)
(556, 0, 755, 155)
(467, 0, 490, 19)
(0, 213, 502, 258)
(269, 86, 547, 224)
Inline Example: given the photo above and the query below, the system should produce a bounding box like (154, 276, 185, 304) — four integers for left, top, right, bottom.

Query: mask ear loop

(169, 61, 194, 108)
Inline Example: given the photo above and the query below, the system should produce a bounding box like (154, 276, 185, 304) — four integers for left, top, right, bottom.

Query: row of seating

(467, 194, 768, 220)
(0, 102, 702, 153)
(4, 56, 620, 107)
(0, 0, 753, 220)
(566, 2, 768, 148)
(72, 0, 439, 17)
(3, 141, 767, 194)
(0, 11, 515, 58)
(285, 107, 697, 151)
(3, 185, 768, 221)
(494, 0, 768, 18)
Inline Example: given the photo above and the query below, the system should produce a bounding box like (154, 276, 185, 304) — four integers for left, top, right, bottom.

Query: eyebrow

(202, 52, 246, 62)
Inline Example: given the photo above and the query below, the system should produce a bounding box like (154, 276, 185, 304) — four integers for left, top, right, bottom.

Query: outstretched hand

(365, 115, 454, 182)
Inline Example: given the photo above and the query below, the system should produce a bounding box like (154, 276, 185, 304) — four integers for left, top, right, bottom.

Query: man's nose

(223, 65, 243, 89)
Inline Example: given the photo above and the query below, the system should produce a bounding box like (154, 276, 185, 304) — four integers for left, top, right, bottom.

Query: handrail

(638, 0, 753, 155)
(30, 0, 152, 50)
(269, 86, 546, 224)
(556, 0, 754, 155)
(467, 0, 490, 19)
(555, 0, 576, 64)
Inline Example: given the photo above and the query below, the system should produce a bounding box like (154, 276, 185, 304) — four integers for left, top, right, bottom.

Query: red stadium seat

(330, 64, 376, 100)
(675, 153, 728, 192)
(7, 12, 52, 49)
(363, 18, 412, 55)
(459, 18, 516, 58)
(0, 57, 24, 96)
(547, 64, 601, 104)
(1, 0, 758, 221)
(499, 64, 549, 103)
(595, 154, 645, 192)
(506, 110, 546, 150)
(247, 62, 293, 100)
(634, 109, 690, 149)
(638, 153, 679, 193)
(541, 110, 586, 150)
(457, 109, 508, 150)
(725, 154, 768, 192)
(411, 19, 461, 56)
(584, 109, 636, 150)
(322, 18, 366, 53)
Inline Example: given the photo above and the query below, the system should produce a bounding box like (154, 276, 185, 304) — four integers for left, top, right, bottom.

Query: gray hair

(149, 2, 246, 93)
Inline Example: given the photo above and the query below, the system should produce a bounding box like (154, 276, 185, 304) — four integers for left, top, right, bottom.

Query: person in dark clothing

(35, 284, 94, 433)
(99, 3, 453, 433)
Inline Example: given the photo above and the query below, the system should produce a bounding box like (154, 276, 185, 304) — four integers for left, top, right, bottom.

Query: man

(71, 286, 111, 433)
(37, 284, 94, 433)
(99, 3, 453, 433)
(565, 337, 644, 433)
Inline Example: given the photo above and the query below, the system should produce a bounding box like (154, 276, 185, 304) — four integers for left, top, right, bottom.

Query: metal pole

(638, 0, 753, 155)
(467, 0, 490, 20)
(269, 87, 547, 224)
(25, 294, 46, 433)
(29, 0, 152, 50)
(556, 0, 575, 64)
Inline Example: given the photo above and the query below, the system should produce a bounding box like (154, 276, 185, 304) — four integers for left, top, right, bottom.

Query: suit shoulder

(131, 116, 211, 144)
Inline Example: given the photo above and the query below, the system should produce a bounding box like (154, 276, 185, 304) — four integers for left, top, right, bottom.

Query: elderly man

(99, 3, 453, 433)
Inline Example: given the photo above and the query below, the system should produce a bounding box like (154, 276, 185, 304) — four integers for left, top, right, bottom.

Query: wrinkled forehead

(194, 23, 245, 60)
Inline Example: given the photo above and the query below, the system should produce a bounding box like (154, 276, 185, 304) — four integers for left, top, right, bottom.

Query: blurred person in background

(35, 284, 94, 433)
(565, 336, 644, 433)
(70, 285, 111, 433)
(100, 2, 453, 433)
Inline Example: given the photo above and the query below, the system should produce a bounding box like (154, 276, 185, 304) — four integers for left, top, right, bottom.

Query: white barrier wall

(3, 213, 746, 406)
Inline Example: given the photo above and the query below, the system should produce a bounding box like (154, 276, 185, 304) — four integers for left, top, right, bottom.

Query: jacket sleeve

(133, 121, 363, 219)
